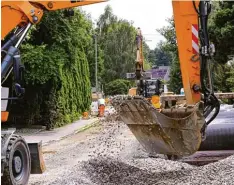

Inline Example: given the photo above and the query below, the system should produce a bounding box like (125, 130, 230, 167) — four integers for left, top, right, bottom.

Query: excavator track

(111, 95, 205, 157)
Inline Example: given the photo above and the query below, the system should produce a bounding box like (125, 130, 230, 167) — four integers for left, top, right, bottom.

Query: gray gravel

(29, 117, 234, 185)
(15, 128, 43, 135)
(82, 155, 234, 185)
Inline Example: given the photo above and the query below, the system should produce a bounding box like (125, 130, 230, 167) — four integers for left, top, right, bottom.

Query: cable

(193, 0, 200, 15)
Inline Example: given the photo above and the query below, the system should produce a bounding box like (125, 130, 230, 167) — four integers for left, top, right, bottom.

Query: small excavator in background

(1, 1, 106, 184)
(112, 0, 234, 160)
(127, 27, 163, 109)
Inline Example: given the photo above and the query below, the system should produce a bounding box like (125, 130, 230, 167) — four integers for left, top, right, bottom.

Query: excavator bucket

(112, 95, 205, 156)
(28, 141, 46, 174)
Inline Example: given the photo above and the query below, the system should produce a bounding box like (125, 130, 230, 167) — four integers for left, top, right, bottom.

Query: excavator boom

(173, 0, 201, 104)
(1, 0, 106, 39)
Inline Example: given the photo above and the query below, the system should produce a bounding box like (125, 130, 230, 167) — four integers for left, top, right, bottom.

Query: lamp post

(94, 34, 98, 93)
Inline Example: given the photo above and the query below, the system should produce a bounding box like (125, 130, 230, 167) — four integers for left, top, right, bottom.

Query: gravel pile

(82, 155, 234, 185)
(81, 120, 234, 185)
(29, 113, 234, 185)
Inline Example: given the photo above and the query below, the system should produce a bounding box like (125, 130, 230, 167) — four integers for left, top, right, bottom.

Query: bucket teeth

(112, 95, 205, 156)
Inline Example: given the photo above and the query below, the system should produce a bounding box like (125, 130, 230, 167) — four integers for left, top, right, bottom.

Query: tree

(97, 5, 118, 37)
(157, 17, 182, 93)
(96, 5, 152, 89)
(209, 1, 234, 93)
(209, 1, 234, 64)
(86, 39, 104, 87)
(149, 41, 172, 67)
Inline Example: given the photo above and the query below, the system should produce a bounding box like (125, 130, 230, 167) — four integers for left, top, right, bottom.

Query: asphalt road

(211, 104, 234, 125)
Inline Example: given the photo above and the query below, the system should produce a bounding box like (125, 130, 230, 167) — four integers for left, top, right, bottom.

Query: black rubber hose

(199, 123, 234, 150)
(1, 27, 24, 51)
(1, 35, 18, 52)
(1, 46, 19, 80)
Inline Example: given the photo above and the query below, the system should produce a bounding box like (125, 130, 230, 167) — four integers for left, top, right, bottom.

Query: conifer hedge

(9, 9, 93, 129)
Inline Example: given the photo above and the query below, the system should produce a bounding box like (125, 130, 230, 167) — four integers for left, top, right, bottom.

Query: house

(147, 66, 171, 81)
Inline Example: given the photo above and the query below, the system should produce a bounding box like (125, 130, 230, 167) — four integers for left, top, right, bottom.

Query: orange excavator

(1, 1, 106, 184)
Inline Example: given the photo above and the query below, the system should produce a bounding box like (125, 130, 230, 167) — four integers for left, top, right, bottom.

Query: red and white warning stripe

(192, 24, 199, 54)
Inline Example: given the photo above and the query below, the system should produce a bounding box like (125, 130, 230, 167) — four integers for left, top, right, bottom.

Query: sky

(82, 0, 173, 49)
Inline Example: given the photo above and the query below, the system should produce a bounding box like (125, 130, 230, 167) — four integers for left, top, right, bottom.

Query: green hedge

(7, 9, 92, 129)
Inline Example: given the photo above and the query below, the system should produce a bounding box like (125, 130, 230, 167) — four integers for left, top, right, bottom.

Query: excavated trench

(29, 106, 234, 185)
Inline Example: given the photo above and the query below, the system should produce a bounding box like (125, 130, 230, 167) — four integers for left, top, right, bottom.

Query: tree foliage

(209, 1, 234, 93)
(95, 5, 151, 90)
(105, 79, 131, 96)
(157, 17, 182, 94)
(143, 41, 152, 70)
(149, 41, 172, 67)
(8, 9, 94, 129)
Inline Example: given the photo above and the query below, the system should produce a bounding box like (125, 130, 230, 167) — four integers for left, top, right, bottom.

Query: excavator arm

(173, 1, 201, 105)
(1, 0, 106, 39)
(173, 1, 219, 125)
(112, 0, 220, 157)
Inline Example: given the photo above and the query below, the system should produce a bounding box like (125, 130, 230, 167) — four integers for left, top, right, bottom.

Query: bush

(105, 79, 131, 96)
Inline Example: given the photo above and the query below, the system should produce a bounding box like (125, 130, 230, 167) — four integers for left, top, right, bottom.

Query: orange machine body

(1, 111, 9, 122)
(1, 0, 106, 40)
(1, 1, 43, 39)
(172, 1, 201, 105)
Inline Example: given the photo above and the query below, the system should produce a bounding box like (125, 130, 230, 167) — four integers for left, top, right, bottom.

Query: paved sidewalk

(21, 118, 99, 145)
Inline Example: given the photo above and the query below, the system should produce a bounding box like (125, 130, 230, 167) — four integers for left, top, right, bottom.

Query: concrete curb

(23, 118, 100, 146)
(59, 119, 100, 140)
(74, 120, 100, 134)
(43, 118, 100, 145)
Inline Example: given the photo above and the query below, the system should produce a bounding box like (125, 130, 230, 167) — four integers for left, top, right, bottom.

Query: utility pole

(94, 34, 98, 93)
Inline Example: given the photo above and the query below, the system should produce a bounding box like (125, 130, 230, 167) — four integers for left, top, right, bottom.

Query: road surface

(29, 105, 234, 185)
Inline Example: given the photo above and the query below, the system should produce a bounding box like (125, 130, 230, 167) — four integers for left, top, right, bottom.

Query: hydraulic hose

(192, 0, 220, 126)
(1, 23, 32, 84)
(1, 46, 19, 81)
(1, 27, 25, 52)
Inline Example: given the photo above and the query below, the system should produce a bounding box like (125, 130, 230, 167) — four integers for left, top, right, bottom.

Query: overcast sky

(82, 0, 173, 49)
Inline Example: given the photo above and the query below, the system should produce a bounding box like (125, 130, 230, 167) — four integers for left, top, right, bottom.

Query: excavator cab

(112, 0, 220, 157)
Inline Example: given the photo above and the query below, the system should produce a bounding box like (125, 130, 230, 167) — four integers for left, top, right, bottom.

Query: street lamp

(93, 20, 101, 94)
(94, 34, 98, 93)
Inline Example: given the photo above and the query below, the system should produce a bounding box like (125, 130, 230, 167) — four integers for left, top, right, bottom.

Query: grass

(75, 119, 100, 134)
